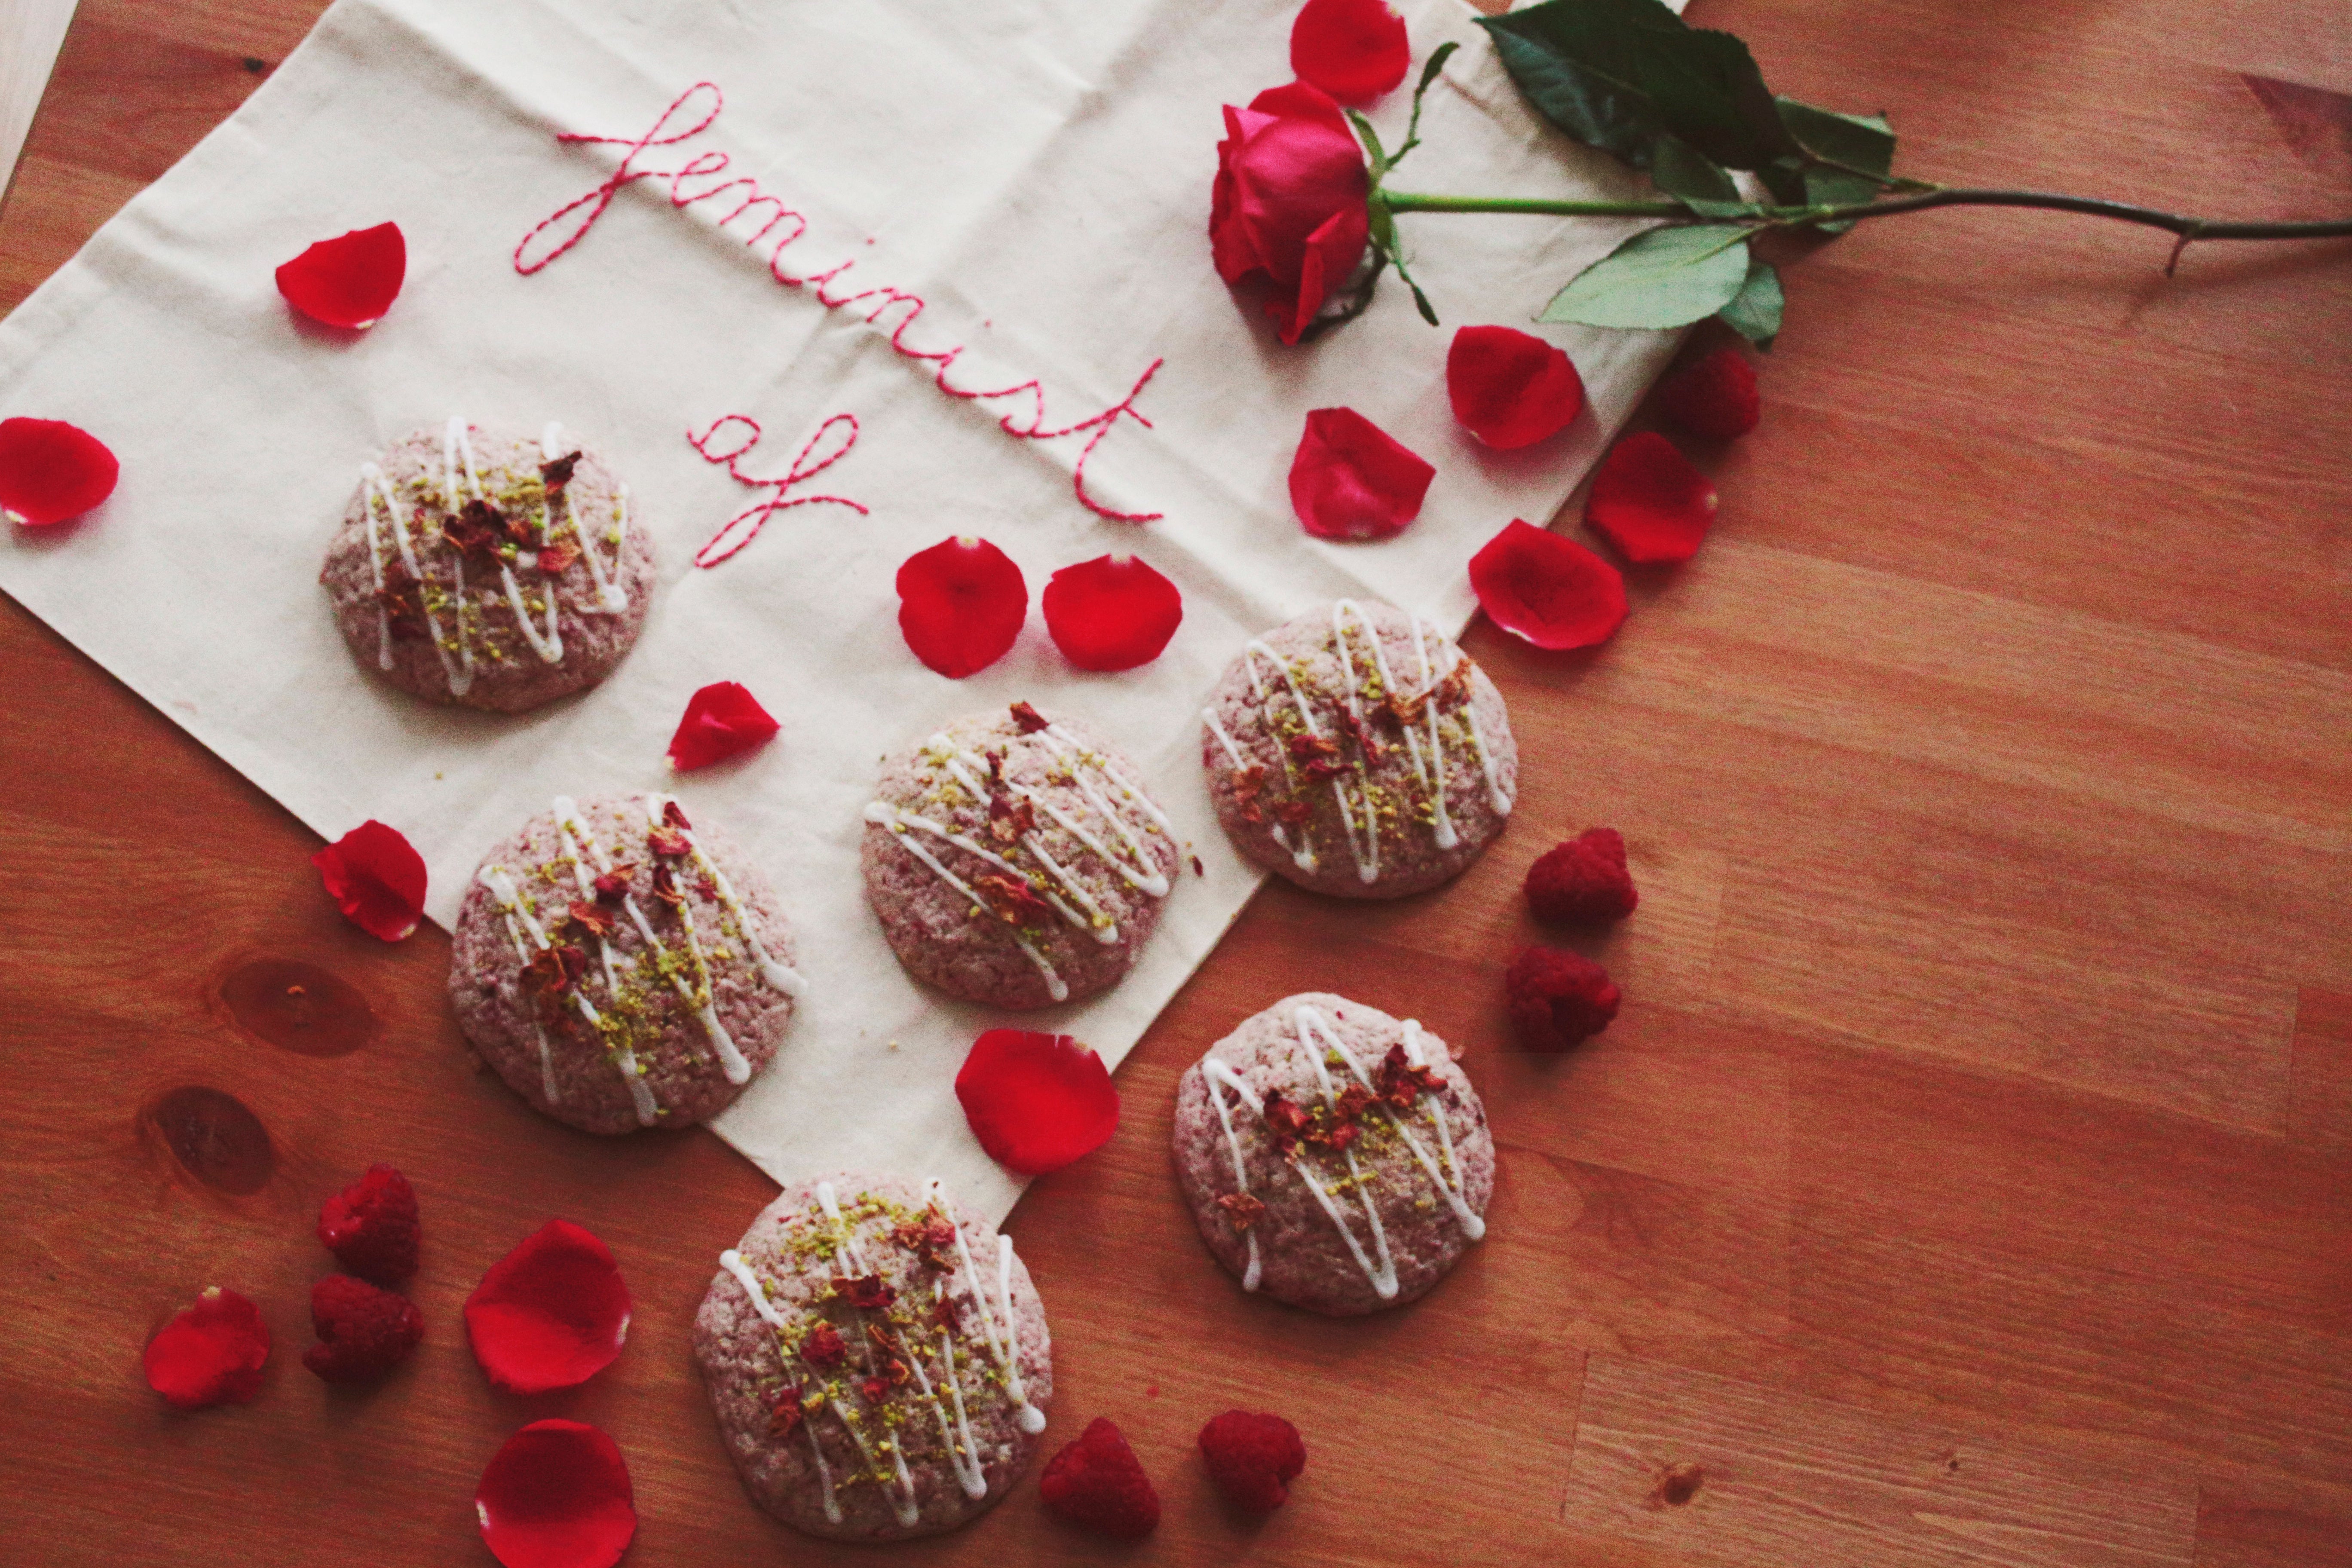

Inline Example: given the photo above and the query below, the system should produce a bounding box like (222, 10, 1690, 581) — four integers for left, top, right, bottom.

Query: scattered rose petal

(1446, 325, 1586, 450)
(896, 536, 1027, 678)
(1040, 1417, 1160, 1539)
(1468, 518, 1627, 650)
(1041, 555, 1184, 671)
(666, 680, 780, 771)
(1199, 1409, 1308, 1511)
(1291, 0, 1412, 104)
(275, 222, 407, 330)
(464, 1220, 631, 1393)
(1586, 432, 1718, 564)
(318, 1163, 420, 1285)
(1289, 407, 1434, 542)
(1211, 83, 1372, 344)
(303, 1274, 425, 1384)
(956, 1029, 1120, 1176)
(1654, 345, 1761, 439)
(476, 1419, 637, 1568)
(144, 1286, 270, 1409)
(312, 820, 427, 942)
(0, 417, 118, 527)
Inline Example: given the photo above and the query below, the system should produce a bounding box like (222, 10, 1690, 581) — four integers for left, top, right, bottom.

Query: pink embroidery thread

(516, 83, 1164, 524)
(687, 413, 868, 568)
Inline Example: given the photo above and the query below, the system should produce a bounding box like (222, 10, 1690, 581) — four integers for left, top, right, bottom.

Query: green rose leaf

(1717, 256, 1784, 348)
(1651, 135, 1753, 218)
(1777, 98, 1895, 232)
(1476, 0, 1799, 172)
(1539, 224, 1753, 329)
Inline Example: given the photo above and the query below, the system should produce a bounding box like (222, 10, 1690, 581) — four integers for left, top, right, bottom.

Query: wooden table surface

(3, 2, 2349, 1565)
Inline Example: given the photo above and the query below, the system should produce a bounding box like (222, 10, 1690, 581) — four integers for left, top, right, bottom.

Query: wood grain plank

(1562, 1353, 2198, 1568)
(2287, 986, 2352, 1150)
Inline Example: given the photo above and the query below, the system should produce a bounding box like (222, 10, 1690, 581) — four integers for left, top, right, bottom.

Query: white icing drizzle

(1200, 1059, 1265, 1292)
(935, 734, 1170, 898)
(1212, 605, 1516, 887)
(542, 420, 632, 613)
(1287, 1007, 1400, 1299)
(1401, 1021, 1478, 1223)
(720, 1249, 788, 1328)
(929, 1179, 1047, 1434)
(864, 802, 1068, 1002)
(932, 755, 1115, 943)
(360, 460, 474, 694)
(475, 864, 560, 1103)
(652, 791, 810, 999)
(476, 862, 651, 1118)
(812, 1182, 926, 1527)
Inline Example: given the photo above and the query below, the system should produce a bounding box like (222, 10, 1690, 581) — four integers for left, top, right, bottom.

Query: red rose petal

(464, 1220, 632, 1393)
(144, 1286, 271, 1410)
(312, 820, 427, 943)
(666, 680, 780, 771)
(274, 222, 406, 330)
(1585, 432, 1718, 564)
(1288, 407, 1434, 542)
(1291, 0, 1412, 105)
(0, 417, 119, 527)
(1468, 518, 1627, 650)
(476, 1419, 637, 1568)
(896, 536, 1027, 678)
(1446, 325, 1586, 450)
(1041, 555, 1184, 672)
(955, 1029, 1120, 1176)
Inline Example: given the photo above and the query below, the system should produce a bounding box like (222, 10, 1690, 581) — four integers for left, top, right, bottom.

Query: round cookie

(694, 1173, 1053, 1541)
(447, 790, 805, 1135)
(1173, 992, 1492, 1315)
(1200, 600, 1517, 898)
(861, 703, 1178, 1009)
(322, 418, 655, 712)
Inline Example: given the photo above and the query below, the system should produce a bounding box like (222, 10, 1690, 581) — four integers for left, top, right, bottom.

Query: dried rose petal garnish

(1585, 432, 1719, 564)
(0, 417, 118, 527)
(1289, 407, 1435, 542)
(311, 820, 427, 942)
(1446, 325, 1586, 449)
(463, 1220, 631, 1394)
(1216, 1192, 1266, 1231)
(956, 1029, 1120, 1176)
(1041, 554, 1184, 672)
(144, 1286, 270, 1409)
(1291, 0, 1411, 104)
(274, 222, 407, 330)
(896, 535, 1027, 678)
(666, 680, 781, 772)
(1010, 700, 1051, 734)
(475, 1418, 637, 1568)
(1468, 518, 1628, 650)
(831, 1274, 897, 1311)
(800, 1321, 848, 1369)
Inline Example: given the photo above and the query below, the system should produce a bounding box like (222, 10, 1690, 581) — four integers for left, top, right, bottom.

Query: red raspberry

(1524, 828, 1638, 924)
(317, 1164, 420, 1285)
(303, 1274, 424, 1384)
(1038, 1417, 1159, 1539)
(1654, 346, 1760, 440)
(144, 1286, 271, 1409)
(1198, 1410, 1307, 1511)
(1506, 947, 1621, 1051)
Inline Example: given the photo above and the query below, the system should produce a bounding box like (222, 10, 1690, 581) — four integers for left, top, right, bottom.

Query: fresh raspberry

(1506, 947, 1622, 1051)
(1524, 828, 1638, 924)
(1038, 1417, 1159, 1539)
(317, 1163, 420, 1285)
(1198, 1410, 1307, 1511)
(303, 1274, 424, 1384)
(1653, 346, 1760, 440)
(144, 1286, 271, 1409)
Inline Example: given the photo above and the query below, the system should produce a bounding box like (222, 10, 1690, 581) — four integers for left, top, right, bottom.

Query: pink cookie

(1201, 600, 1517, 898)
(1173, 992, 1493, 1316)
(321, 420, 655, 712)
(447, 790, 805, 1135)
(693, 1173, 1053, 1541)
(861, 704, 1177, 1010)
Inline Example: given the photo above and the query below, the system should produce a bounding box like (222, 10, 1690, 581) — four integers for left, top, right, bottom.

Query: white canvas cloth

(0, 0, 1682, 1220)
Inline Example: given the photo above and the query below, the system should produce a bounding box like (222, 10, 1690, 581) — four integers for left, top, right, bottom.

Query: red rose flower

(1211, 83, 1372, 344)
